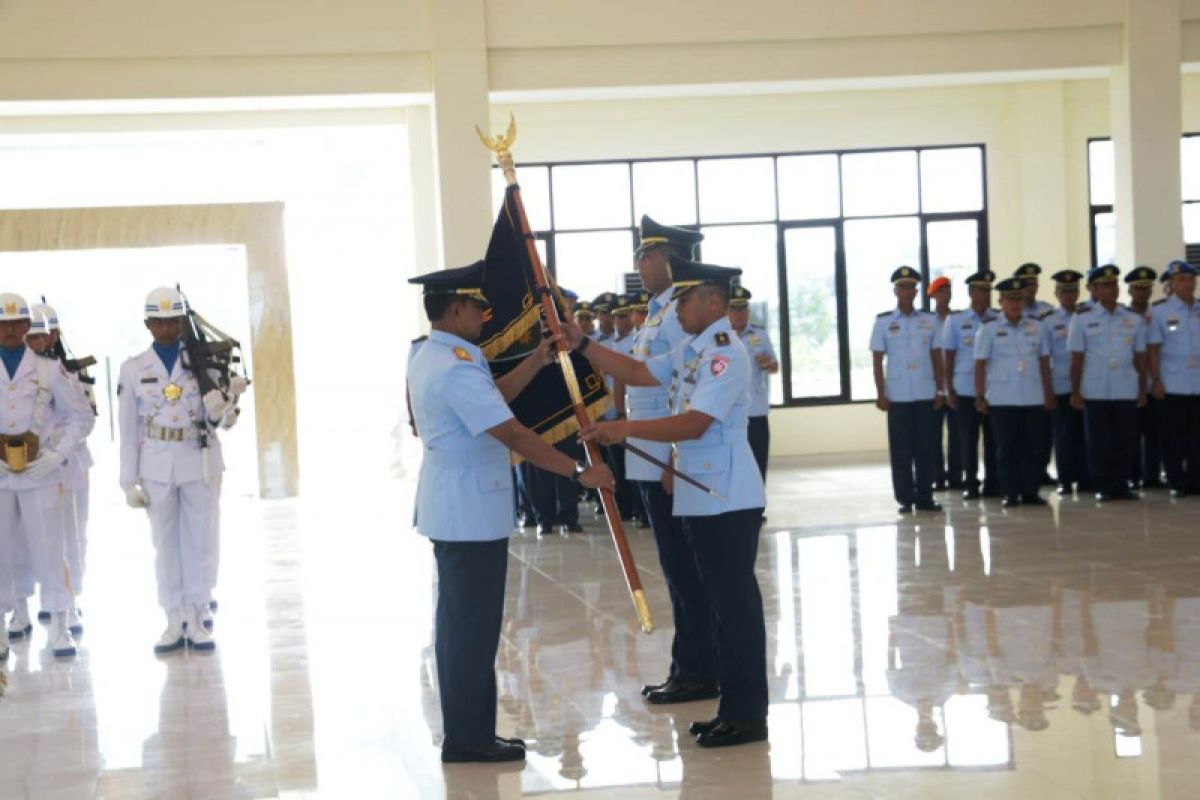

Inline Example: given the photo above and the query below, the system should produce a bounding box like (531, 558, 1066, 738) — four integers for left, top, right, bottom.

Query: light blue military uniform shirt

(645, 316, 766, 517)
(1040, 307, 1075, 396)
(974, 315, 1050, 406)
(869, 308, 941, 402)
(1066, 304, 1147, 401)
(941, 308, 997, 397)
(625, 288, 687, 481)
(1146, 295, 1200, 395)
(737, 323, 777, 417)
(408, 330, 515, 542)
(595, 331, 620, 421)
(1024, 299, 1055, 320)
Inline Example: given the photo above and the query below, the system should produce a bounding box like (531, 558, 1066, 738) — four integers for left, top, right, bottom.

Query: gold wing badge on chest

(163, 383, 183, 402)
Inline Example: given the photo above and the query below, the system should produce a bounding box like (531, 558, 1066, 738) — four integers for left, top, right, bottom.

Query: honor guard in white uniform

(406, 261, 612, 764)
(941, 271, 999, 499)
(1147, 260, 1200, 497)
(727, 287, 779, 485)
(25, 303, 96, 637)
(973, 277, 1055, 507)
(579, 255, 769, 749)
(118, 287, 244, 655)
(1042, 270, 1092, 495)
(871, 266, 946, 513)
(1067, 265, 1149, 501)
(0, 293, 95, 659)
(619, 216, 720, 707)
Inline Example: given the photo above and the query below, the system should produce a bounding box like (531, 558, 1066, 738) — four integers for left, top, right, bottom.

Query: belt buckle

(4, 438, 28, 472)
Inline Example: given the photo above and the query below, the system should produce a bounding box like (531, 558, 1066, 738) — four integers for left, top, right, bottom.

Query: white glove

(219, 405, 240, 431)
(23, 450, 64, 481)
(0, 458, 11, 475)
(202, 389, 228, 422)
(122, 483, 149, 509)
(228, 376, 249, 397)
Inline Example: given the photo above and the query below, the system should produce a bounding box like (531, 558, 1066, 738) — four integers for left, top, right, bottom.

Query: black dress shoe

(1002, 497, 1021, 508)
(1142, 478, 1167, 490)
(689, 716, 721, 736)
(1170, 487, 1190, 498)
(982, 485, 1004, 498)
(962, 487, 981, 500)
(896, 504, 913, 513)
(914, 501, 943, 512)
(497, 735, 526, 748)
(641, 677, 670, 697)
(645, 678, 720, 705)
(948, 480, 965, 490)
(536, 524, 552, 537)
(559, 523, 585, 534)
(933, 481, 947, 491)
(441, 739, 526, 764)
(1056, 484, 1070, 496)
(1040, 473, 1057, 486)
(1111, 489, 1139, 501)
(695, 719, 768, 748)
(1094, 492, 1112, 503)
(1022, 496, 1048, 506)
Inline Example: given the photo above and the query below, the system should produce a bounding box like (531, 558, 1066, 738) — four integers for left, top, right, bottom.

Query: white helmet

(28, 303, 59, 335)
(0, 293, 31, 321)
(144, 287, 185, 319)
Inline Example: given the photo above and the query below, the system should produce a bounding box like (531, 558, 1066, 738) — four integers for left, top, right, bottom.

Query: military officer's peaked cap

(573, 300, 595, 318)
(1013, 262, 1042, 278)
(1087, 264, 1121, 284)
(408, 260, 488, 305)
(668, 255, 742, 300)
(612, 293, 633, 313)
(890, 265, 920, 286)
(627, 290, 652, 311)
(592, 292, 620, 313)
(1124, 266, 1157, 286)
(729, 286, 753, 307)
(1166, 259, 1196, 278)
(637, 215, 704, 257)
(1051, 269, 1084, 287)
(965, 270, 996, 288)
(995, 277, 1026, 297)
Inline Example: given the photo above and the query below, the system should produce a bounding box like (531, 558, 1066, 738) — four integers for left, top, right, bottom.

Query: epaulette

(877, 310, 892, 318)
(411, 335, 429, 344)
(1038, 309, 1055, 320)
(1076, 305, 1093, 314)
(1153, 298, 1168, 306)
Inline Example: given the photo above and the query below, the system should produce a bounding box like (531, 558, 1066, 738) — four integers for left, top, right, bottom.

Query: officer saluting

(0, 293, 95, 659)
(870, 266, 946, 513)
(727, 286, 779, 483)
(1067, 265, 1148, 502)
(973, 277, 1055, 507)
(941, 271, 999, 499)
(406, 261, 614, 764)
(577, 256, 769, 748)
(1147, 260, 1200, 497)
(1042, 270, 1091, 495)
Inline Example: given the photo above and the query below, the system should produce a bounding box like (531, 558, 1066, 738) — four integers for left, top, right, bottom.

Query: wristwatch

(572, 460, 588, 482)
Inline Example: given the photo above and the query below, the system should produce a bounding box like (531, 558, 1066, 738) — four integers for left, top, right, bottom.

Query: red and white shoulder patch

(710, 355, 730, 377)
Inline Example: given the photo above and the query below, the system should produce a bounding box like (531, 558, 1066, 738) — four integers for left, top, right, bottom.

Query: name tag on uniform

(141, 377, 159, 384)
(887, 324, 901, 334)
(1167, 318, 1180, 332)
(996, 331, 1008, 338)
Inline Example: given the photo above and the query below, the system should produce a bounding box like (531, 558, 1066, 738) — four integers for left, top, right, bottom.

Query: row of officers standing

(873, 259, 1200, 510)
(0, 288, 246, 662)
(405, 215, 778, 763)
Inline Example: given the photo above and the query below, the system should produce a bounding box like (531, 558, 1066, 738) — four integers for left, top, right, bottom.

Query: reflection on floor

(3, 452, 1200, 799)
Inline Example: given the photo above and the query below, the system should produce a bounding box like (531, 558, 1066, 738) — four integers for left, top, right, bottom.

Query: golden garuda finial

(476, 113, 518, 182)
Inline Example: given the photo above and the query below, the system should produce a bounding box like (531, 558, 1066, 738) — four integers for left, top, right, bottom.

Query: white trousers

(62, 479, 90, 597)
(0, 485, 71, 614)
(144, 478, 221, 611)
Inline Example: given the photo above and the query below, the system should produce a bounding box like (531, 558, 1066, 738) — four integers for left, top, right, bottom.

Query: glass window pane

(1185, 203, 1200, 243)
(552, 230, 630, 301)
(1094, 212, 1116, 267)
(697, 157, 776, 223)
(633, 160, 697, 225)
(778, 154, 840, 220)
(1184, 137, 1200, 202)
(491, 165, 550, 231)
(551, 163, 631, 230)
(1089, 139, 1115, 207)
(846, 217, 921, 400)
(926, 219, 979, 303)
(784, 226, 841, 399)
(920, 148, 984, 213)
(842, 151, 918, 217)
(699, 224, 782, 404)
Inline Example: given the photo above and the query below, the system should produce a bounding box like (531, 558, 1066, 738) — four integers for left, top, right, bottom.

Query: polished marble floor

(5, 452, 1200, 799)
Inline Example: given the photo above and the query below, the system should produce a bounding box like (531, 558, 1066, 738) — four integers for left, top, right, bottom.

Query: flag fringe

(509, 393, 613, 465)
(480, 302, 541, 360)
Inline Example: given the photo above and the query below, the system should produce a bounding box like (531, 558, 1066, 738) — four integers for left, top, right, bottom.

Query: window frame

(496, 144, 990, 408)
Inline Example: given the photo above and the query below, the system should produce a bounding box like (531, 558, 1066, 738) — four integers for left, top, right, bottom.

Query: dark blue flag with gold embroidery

(479, 184, 611, 445)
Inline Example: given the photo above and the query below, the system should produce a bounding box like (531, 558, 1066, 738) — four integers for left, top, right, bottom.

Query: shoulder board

(1152, 298, 1168, 306)
(1038, 309, 1055, 320)
(411, 335, 428, 344)
(1076, 305, 1092, 314)
(714, 331, 731, 346)
(451, 346, 473, 363)
(876, 310, 892, 318)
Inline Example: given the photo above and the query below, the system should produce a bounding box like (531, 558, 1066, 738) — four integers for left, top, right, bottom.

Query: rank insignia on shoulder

(453, 346, 473, 362)
(1153, 298, 1168, 306)
(714, 331, 730, 346)
(877, 310, 891, 317)
(1038, 309, 1054, 320)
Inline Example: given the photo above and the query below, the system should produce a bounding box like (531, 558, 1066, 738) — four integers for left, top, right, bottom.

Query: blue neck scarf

(153, 340, 181, 375)
(0, 344, 25, 380)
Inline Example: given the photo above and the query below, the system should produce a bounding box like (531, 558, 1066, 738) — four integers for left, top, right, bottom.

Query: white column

(1110, 0, 1183, 271)
(427, 0, 495, 268)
